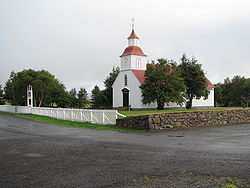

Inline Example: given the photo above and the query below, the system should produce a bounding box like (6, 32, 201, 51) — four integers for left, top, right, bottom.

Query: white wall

(130, 55, 146, 70)
(192, 88, 214, 107)
(128, 38, 138, 46)
(120, 55, 147, 71)
(120, 56, 131, 71)
(113, 70, 145, 108)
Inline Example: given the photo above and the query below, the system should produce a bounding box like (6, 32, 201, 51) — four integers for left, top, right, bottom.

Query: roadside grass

(119, 172, 250, 188)
(118, 107, 248, 117)
(0, 112, 143, 132)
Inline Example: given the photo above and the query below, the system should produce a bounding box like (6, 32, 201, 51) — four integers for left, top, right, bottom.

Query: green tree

(214, 83, 223, 107)
(140, 58, 186, 110)
(4, 69, 66, 107)
(68, 88, 78, 107)
(93, 66, 120, 108)
(179, 55, 210, 109)
(91, 85, 101, 108)
(242, 78, 250, 107)
(217, 76, 250, 107)
(0, 84, 5, 105)
(77, 88, 88, 108)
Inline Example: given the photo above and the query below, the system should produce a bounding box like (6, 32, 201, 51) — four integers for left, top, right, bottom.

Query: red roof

(206, 78, 215, 88)
(131, 69, 215, 88)
(131, 70, 145, 84)
(120, 46, 147, 57)
(128, 29, 139, 39)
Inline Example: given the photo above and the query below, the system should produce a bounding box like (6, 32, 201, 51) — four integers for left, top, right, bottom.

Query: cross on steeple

(131, 18, 135, 30)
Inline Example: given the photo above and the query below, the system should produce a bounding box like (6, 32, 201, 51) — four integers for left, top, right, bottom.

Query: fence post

(90, 110, 93, 123)
(102, 110, 105, 124)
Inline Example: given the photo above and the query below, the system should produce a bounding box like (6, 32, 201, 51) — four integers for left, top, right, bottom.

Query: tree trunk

(186, 97, 193, 109)
(157, 100, 164, 110)
(38, 93, 44, 107)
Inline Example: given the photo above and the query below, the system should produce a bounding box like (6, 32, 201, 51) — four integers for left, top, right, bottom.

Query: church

(112, 28, 215, 109)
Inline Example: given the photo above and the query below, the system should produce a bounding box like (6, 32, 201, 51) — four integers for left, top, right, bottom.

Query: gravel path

(0, 113, 250, 187)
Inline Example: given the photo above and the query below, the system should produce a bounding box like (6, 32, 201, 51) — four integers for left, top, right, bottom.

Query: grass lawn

(118, 107, 249, 117)
(0, 112, 142, 132)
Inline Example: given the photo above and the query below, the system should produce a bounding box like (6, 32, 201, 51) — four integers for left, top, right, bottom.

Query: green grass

(118, 107, 248, 117)
(0, 112, 142, 132)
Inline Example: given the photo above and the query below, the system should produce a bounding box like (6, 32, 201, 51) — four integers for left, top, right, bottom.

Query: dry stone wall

(116, 109, 250, 130)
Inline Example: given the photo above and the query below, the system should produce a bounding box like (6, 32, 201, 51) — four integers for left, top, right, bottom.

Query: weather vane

(131, 18, 135, 30)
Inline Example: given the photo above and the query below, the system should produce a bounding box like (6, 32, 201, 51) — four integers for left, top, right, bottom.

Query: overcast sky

(1, 0, 250, 92)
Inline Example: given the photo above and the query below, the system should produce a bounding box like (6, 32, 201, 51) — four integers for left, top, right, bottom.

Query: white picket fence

(0, 105, 122, 125)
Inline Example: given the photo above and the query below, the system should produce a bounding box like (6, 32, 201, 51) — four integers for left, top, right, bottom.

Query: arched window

(136, 58, 141, 69)
(124, 74, 128, 86)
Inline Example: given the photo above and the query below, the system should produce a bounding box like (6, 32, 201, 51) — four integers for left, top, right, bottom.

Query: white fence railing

(0, 105, 119, 125)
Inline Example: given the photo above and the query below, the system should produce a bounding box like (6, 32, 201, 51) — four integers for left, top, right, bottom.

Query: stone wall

(116, 109, 250, 130)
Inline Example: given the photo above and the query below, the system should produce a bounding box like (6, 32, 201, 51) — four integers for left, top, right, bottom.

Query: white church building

(112, 29, 215, 109)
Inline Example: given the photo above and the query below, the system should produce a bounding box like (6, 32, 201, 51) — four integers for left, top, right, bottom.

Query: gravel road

(0, 113, 250, 187)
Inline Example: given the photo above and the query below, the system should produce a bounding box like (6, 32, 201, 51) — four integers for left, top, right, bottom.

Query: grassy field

(0, 112, 142, 132)
(118, 107, 248, 117)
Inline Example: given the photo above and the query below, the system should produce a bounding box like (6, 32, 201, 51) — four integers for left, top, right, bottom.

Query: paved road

(0, 113, 250, 187)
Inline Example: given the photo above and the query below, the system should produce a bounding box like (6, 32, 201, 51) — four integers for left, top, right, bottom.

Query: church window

(124, 74, 128, 86)
(136, 58, 141, 69)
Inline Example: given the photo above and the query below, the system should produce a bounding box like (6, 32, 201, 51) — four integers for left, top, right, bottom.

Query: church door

(122, 88, 129, 107)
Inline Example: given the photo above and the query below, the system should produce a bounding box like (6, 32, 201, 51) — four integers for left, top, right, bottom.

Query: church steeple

(127, 29, 139, 46)
(120, 29, 147, 57)
(120, 26, 147, 71)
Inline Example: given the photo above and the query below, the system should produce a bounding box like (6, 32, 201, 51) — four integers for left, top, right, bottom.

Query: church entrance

(122, 88, 129, 107)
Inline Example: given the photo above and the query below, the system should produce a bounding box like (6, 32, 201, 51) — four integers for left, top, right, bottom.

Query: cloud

(1, 0, 250, 90)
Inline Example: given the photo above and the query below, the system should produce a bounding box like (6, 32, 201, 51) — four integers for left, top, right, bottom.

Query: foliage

(4, 69, 66, 107)
(103, 66, 120, 107)
(91, 85, 101, 108)
(179, 54, 210, 109)
(0, 84, 5, 105)
(215, 75, 250, 107)
(140, 58, 186, 110)
(66, 88, 89, 108)
(77, 88, 88, 108)
(92, 67, 120, 108)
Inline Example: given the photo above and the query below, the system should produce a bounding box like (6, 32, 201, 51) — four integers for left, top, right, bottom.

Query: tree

(140, 58, 186, 110)
(4, 69, 66, 107)
(93, 66, 120, 108)
(179, 55, 210, 109)
(214, 83, 223, 107)
(68, 88, 78, 108)
(0, 84, 5, 105)
(91, 85, 101, 108)
(77, 88, 88, 108)
(242, 78, 250, 107)
(215, 76, 250, 107)
(103, 66, 120, 107)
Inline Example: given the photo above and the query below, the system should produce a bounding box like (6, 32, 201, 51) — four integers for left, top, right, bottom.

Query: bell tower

(120, 25, 147, 71)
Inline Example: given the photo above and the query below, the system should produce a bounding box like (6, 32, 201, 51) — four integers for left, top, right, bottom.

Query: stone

(153, 118, 161, 124)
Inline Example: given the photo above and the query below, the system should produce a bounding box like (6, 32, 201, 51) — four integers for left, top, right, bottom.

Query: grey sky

(1, 0, 250, 92)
